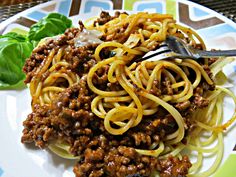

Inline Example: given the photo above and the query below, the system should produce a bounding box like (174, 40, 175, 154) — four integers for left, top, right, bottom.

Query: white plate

(1, 0, 236, 177)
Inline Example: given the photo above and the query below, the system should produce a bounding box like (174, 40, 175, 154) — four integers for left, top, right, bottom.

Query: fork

(137, 36, 236, 62)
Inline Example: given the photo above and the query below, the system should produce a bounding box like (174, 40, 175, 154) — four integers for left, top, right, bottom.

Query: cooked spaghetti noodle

(21, 11, 236, 177)
(29, 47, 79, 107)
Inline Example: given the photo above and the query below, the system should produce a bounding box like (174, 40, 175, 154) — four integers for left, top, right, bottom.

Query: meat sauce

(21, 12, 214, 177)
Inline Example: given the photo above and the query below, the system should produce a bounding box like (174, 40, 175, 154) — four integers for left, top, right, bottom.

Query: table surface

(0, 0, 236, 23)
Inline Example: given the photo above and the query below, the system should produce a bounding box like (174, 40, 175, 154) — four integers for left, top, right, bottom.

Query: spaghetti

(22, 11, 236, 177)
(29, 47, 79, 107)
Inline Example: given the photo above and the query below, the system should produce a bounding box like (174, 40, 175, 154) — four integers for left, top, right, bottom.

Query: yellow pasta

(28, 12, 236, 177)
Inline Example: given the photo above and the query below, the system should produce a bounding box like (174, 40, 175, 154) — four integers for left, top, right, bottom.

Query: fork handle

(196, 49, 236, 58)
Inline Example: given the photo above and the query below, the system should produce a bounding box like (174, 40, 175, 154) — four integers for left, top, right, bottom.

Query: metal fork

(137, 36, 236, 62)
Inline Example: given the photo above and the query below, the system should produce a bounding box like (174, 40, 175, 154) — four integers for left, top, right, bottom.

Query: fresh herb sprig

(0, 13, 72, 89)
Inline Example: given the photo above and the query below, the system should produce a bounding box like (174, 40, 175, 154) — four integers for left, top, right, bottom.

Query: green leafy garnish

(0, 32, 33, 89)
(0, 13, 72, 90)
(28, 13, 72, 45)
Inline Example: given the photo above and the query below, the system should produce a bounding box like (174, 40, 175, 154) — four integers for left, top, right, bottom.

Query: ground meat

(93, 11, 127, 26)
(130, 132, 152, 146)
(74, 146, 159, 177)
(162, 77, 173, 95)
(21, 12, 218, 177)
(23, 26, 97, 84)
(185, 85, 210, 113)
(158, 156, 192, 177)
(149, 79, 161, 96)
(192, 95, 209, 108)
(21, 75, 167, 176)
(93, 11, 130, 42)
(21, 77, 184, 177)
(93, 11, 113, 26)
(21, 77, 94, 148)
(202, 65, 215, 90)
(208, 57, 217, 65)
(175, 101, 191, 111)
(104, 147, 159, 177)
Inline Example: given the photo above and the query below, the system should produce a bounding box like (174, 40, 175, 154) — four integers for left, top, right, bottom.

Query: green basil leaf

(28, 13, 72, 42)
(0, 13, 72, 90)
(0, 32, 26, 41)
(0, 33, 33, 90)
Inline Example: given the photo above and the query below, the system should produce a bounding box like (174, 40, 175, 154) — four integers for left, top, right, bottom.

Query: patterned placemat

(0, 0, 50, 22)
(1, 0, 236, 23)
(191, 0, 236, 22)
